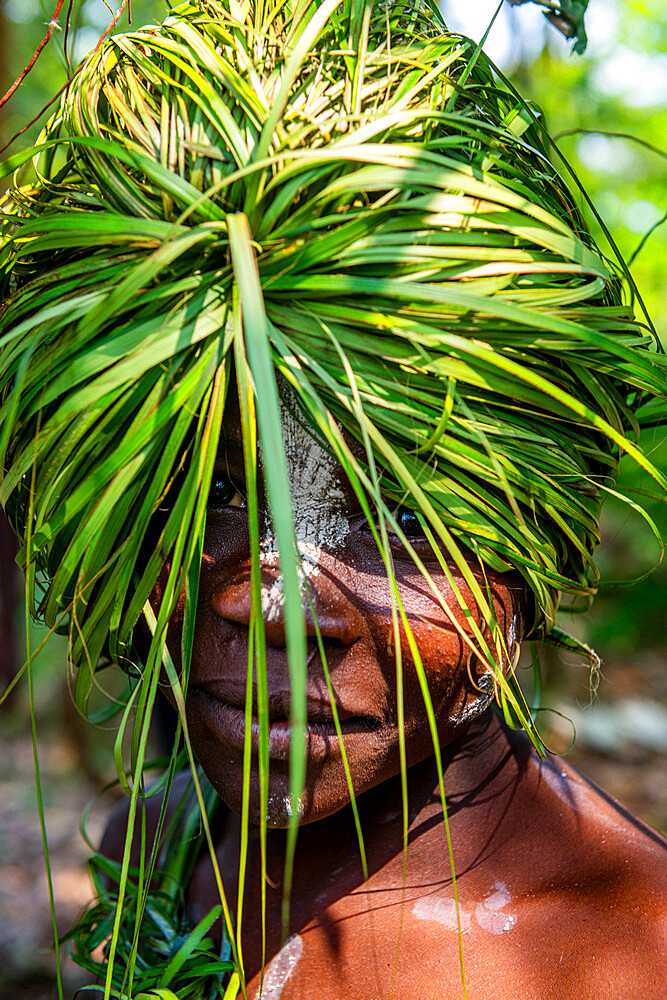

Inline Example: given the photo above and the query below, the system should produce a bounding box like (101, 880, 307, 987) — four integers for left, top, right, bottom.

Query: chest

(243, 883, 657, 1000)
(191, 837, 535, 999)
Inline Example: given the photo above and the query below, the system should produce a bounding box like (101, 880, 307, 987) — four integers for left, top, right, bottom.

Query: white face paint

(254, 934, 303, 999)
(259, 386, 349, 621)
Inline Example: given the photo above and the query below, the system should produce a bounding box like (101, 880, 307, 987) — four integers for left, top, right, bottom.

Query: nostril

(211, 577, 361, 648)
(306, 612, 359, 646)
(263, 609, 359, 649)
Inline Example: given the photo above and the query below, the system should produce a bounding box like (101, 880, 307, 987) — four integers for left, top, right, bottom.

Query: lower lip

(192, 690, 373, 760)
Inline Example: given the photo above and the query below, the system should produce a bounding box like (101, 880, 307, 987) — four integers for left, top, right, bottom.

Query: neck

(223, 710, 529, 880)
(187, 709, 537, 961)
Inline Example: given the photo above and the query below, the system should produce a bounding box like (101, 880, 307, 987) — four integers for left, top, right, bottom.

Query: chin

(195, 748, 386, 829)
(217, 783, 321, 829)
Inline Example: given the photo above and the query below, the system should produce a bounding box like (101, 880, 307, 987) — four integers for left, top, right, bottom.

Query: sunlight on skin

(252, 934, 303, 999)
(183, 401, 516, 827)
(1, 2, 665, 996)
(154, 411, 665, 997)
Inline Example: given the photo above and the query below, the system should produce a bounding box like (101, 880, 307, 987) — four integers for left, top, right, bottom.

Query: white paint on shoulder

(413, 884, 517, 937)
(474, 881, 516, 935)
(255, 933, 303, 999)
(413, 896, 472, 933)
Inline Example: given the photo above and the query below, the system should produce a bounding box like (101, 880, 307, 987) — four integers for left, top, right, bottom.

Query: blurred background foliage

(0, 1, 665, 995)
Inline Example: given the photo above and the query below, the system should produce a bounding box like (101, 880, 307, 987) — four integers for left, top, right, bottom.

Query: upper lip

(193, 682, 366, 724)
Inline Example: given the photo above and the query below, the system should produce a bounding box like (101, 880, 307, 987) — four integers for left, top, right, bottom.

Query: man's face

(157, 396, 523, 827)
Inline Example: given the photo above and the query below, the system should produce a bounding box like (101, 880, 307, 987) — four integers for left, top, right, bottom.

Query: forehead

(219, 384, 342, 465)
(271, 391, 349, 549)
(219, 384, 352, 551)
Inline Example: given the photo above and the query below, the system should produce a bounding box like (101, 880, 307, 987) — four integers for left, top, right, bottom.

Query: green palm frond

(0, 0, 665, 991)
(2, 0, 662, 679)
(68, 770, 233, 998)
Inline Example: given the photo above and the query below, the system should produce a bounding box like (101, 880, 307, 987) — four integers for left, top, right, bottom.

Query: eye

(393, 507, 427, 538)
(208, 473, 245, 509)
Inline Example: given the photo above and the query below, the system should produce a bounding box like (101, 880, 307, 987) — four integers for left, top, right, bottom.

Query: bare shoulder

(506, 753, 666, 997)
(536, 753, 666, 876)
(373, 734, 667, 1000)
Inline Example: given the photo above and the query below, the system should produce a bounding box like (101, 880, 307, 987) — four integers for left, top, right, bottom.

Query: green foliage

(1, 0, 663, 669)
(508, 0, 667, 338)
(502, 0, 667, 653)
(69, 771, 233, 998)
(72, 864, 232, 998)
(0, 0, 665, 992)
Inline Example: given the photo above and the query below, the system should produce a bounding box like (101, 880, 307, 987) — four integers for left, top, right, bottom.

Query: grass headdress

(0, 0, 665, 992)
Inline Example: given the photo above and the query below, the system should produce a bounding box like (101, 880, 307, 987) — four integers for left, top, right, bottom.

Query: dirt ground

(1, 640, 665, 1000)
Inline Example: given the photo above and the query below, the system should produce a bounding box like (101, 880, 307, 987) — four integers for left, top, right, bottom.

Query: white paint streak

(413, 882, 516, 937)
(259, 386, 349, 621)
(259, 541, 324, 622)
(262, 573, 285, 623)
(279, 391, 349, 551)
(255, 934, 303, 999)
(265, 792, 305, 827)
(474, 882, 516, 935)
(285, 793, 304, 818)
(413, 896, 472, 933)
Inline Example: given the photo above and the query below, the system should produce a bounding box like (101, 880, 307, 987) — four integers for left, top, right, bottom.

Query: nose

(211, 563, 362, 648)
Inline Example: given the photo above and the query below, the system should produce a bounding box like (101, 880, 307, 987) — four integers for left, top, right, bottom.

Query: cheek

(349, 555, 470, 670)
(202, 510, 250, 566)
(343, 551, 510, 740)
(147, 511, 249, 663)
(193, 511, 252, 621)
(148, 564, 185, 654)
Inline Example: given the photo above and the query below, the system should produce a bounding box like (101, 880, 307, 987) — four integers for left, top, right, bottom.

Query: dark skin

(103, 406, 666, 999)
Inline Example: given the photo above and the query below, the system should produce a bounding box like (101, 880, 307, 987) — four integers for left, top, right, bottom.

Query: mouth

(190, 687, 379, 760)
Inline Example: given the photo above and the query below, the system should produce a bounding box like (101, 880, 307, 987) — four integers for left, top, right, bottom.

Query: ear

(466, 571, 528, 697)
(505, 579, 529, 673)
